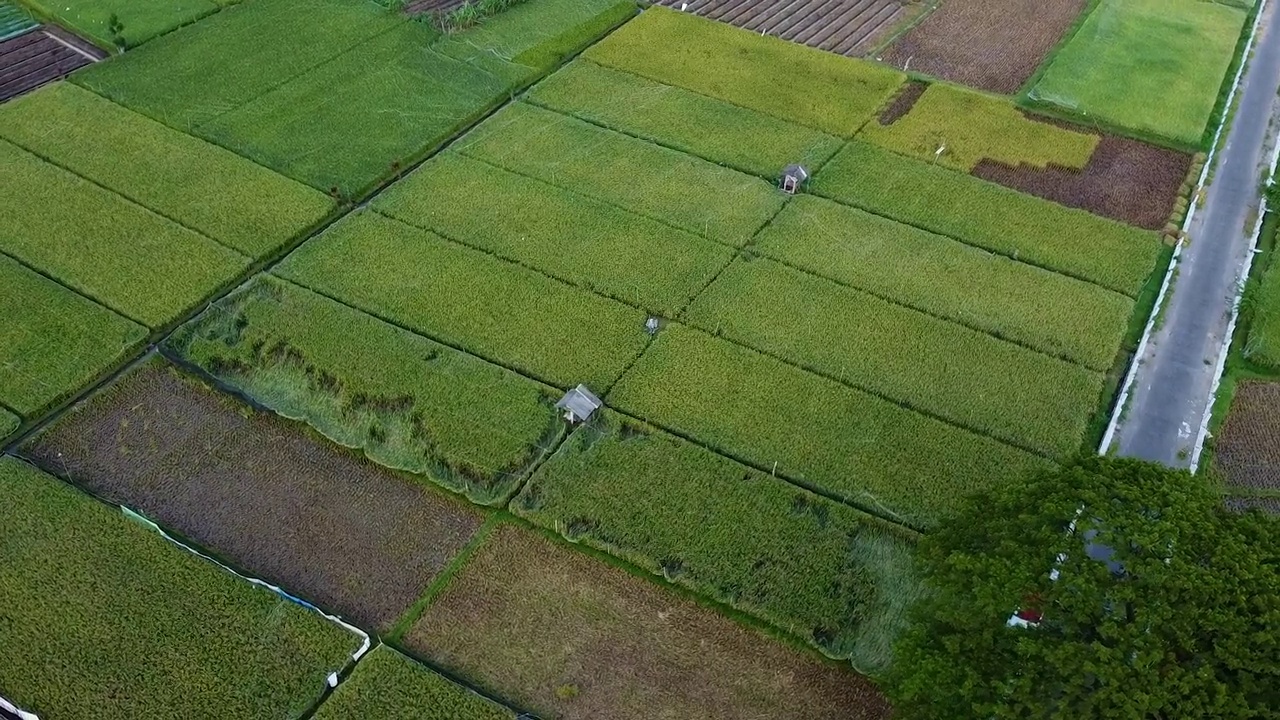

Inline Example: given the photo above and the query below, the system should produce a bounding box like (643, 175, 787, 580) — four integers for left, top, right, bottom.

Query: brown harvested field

(22, 359, 486, 632)
(1214, 381, 1280, 493)
(972, 124, 1192, 230)
(404, 524, 892, 720)
(878, 0, 1086, 94)
(0, 27, 101, 103)
(653, 0, 912, 57)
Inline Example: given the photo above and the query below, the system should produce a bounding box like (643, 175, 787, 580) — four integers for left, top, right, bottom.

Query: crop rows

(0, 255, 145, 419)
(515, 411, 921, 671)
(684, 258, 1104, 457)
(375, 152, 734, 316)
(434, 0, 637, 72)
(756, 196, 1131, 370)
(1, 140, 249, 328)
(583, 7, 904, 137)
(858, 83, 1099, 173)
(528, 60, 844, 179)
(811, 141, 1161, 295)
(23, 0, 235, 49)
(607, 325, 1053, 529)
(276, 210, 649, 391)
(171, 276, 563, 503)
(0, 83, 333, 258)
(1214, 380, 1280, 493)
(0, 456, 360, 719)
(314, 647, 513, 720)
(1247, 256, 1280, 371)
(457, 101, 783, 245)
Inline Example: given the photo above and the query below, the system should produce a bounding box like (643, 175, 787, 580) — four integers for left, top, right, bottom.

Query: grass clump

(583, 7, 904, 137)
(607, 324, 1053, 529)
(0, 456, 361, 718)
(515, 411, 923, 671)
(313, 646, 513, 719)
(810, 141, 1161, 296)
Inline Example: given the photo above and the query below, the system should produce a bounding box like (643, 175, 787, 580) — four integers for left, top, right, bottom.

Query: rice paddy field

(0, 0, 1251, 714)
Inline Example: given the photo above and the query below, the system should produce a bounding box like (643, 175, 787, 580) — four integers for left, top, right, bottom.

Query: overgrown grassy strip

(0, 83, 333, 258)
(170, 276, 562, 505)
(436, 0, 636, 72)
(457, 102, 783, 245)
(73, 0, 406, 130)
(1029, 0, 1246, 146)
(373, 153, 733, 316)
(276, 210, 647, 391)
(684, 259, 1104, 458)
(754, 195, 1132, 371)
(859, 83, 1098, 172)
(0, 456, 361, 718)
(1247, 254, 1280, 371)
(0, 141, 249, 328)
(583, 7, 904, 137)
(607, 325, 1053, 529)
(199, 23, 520, 198)
(0, 255, 146, 418)
(314, 647, 512, 719)
(0, 407, 16, 439)
(528, 61, 843, 180)
(810, 141, 1161, 295)
(23, 0, 228, 49)
(514, 411, 922, 671)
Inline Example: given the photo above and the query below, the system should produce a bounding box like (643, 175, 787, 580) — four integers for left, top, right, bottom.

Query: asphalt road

(1111, 2, 1280, 467)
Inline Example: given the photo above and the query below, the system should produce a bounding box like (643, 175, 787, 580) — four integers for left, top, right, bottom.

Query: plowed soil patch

(654, 0, 907, 57)
(0, 27, 99, 103)
(879, 0, 1085, 93)
(406, 524, 892, 720)
(877, 79, 926, 124)
(972, 128, 1191, 230)
(1215, 381, 1280, 493)
(22, 359, 485, 631)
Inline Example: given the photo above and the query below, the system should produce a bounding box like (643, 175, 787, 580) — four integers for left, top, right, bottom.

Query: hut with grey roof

(780, 164, 809, 194)
(556, 384, 602, 424)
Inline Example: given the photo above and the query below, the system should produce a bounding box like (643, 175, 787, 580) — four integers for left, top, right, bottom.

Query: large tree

(886, 457, 1279, 719)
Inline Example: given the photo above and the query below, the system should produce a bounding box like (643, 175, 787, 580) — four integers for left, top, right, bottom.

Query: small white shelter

(780, 164, 809, 194)
(556, 384, 602, 424)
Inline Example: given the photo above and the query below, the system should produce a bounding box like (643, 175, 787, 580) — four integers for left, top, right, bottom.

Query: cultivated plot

(23, 360, 489, 631)
(584, 7, 905, 137)
(1248, 253, 1280, 371)
(1030, 0, 1249, 145)
(22, 0, 237, 49)
(1214, 380, 1280, 495)
(0, 254, 145, 419)
(878, 0, 1086, 94)
(0, 23, 100, 102)
(514, 411, 922, 671)
(313, 646, 514, 720)
(435, 0, 637, 72)
(277, 210, 649, 391)
(0, 455, 361, 718)
(405, 523, 893, 720)
(171, 276, 563, 504)
(651, 0, 909, 57)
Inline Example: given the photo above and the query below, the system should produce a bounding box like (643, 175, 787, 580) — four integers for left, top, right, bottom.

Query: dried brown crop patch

(878, 0, 1085, 94)
(405, 524, 892, 720)
(1214, 381, 1280, 493)
(22, 359, 485, 631)
(877, 79, 927, 124)
(972, 122, 1192, 230)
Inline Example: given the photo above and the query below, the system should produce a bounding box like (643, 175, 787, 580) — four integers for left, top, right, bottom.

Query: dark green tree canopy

(887, 457, 1279, 719)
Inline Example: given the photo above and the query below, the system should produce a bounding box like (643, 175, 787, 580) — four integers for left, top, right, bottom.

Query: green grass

(683, 258, 1104, 458)
(72, 0, 406, 130)
(527, 60, 844, 179)
(373, 152, 734, 316)
(754, 195, 1132, 370)
(0, 255, 146, 418)
(169, 276, 562, 505)
(514, 411, 922, 671)
(199, 22, 519, 198)
(276, 210, 648, 391)
(23, 0, 227, 49)
(810, 141, 1161, 295)
(0, 456, 361, 718)
(0, 83, 333, 258)
(583, 7, 905, 137)
(859, 83, 1098, 172)
(0, 140, 249, 328)
(0, 407, 17, 439)
(1029, 0, 1247, 146)
(457, 102, 783, 245)
(313, 647, 512, 719)
(436, 0, 636, 72)
(1246, 247, 1280, 371)
(607, 324, 1054, 529)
